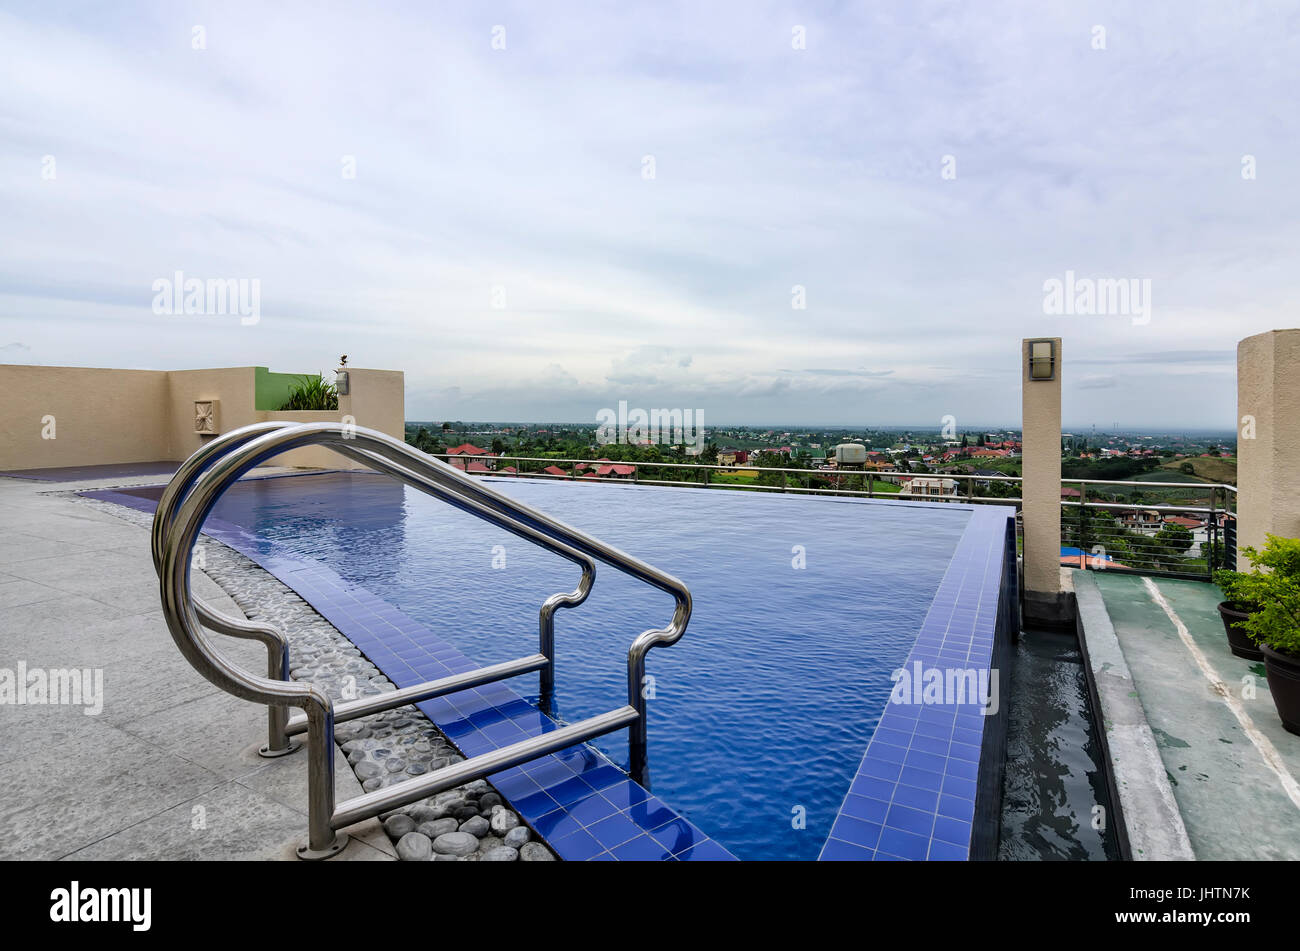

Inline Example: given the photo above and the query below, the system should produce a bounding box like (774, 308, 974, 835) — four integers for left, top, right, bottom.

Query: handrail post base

(259, 738, 303, 758)
(296, 831, 349, 861)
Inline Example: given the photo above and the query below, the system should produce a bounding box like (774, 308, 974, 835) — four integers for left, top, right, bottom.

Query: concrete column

(1021, 337, 1065, 622)
(1236, 329, 1300, 567)
(337, 367, 405, 441)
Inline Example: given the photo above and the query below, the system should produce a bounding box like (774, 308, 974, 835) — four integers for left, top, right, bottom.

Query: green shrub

(279, 374, 338, 411)
(1215, 535, 1300, 656)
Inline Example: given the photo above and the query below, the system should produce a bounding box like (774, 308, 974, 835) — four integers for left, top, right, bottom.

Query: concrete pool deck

(1075, 569, 1300, 860)
(0, 471, 397, 861)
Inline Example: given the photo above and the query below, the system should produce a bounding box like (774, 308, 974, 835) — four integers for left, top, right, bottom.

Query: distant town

(405, 421, 1236, 486)
(404, 421, 1238, 576)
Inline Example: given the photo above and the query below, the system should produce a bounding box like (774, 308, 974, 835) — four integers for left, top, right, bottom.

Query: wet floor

(998, 627, 1120, 860)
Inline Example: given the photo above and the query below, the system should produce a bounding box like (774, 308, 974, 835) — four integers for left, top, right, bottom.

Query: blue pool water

(180, 473, 971, 860)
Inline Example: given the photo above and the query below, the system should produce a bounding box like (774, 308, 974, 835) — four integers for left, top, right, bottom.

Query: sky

(1, 2, 1297, 428)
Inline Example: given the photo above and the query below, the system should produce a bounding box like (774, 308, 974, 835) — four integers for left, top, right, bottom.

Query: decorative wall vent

(194, 399, 219, 435)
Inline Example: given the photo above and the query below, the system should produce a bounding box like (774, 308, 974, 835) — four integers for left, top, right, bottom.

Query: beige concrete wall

(1237, 329, 1300, 566)
(0, 364, 172, 469)
(167, 366, 259, 462)
(339, 367, 405, 439)
(1021, 338, 1064, 619)
(256, 410, 365, 470)
(0, 363, 407, 472)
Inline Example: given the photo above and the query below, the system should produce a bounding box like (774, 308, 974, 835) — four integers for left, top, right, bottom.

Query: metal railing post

(628, 652, 649, 787)
(1208, 486, 1219, 576)
(297, 701, 347, 860)
(1079, 481, 1088, 569)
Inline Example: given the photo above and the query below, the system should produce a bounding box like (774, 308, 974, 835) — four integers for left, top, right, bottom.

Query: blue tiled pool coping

(84, 485, 735, 862)
(87, 478, 1015, 862)
(819, 503, 1019, 861)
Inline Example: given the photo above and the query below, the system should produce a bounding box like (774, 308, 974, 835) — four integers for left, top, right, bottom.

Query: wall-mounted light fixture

(335, 370, 350, 396)
(1027, 339, 1056, 381)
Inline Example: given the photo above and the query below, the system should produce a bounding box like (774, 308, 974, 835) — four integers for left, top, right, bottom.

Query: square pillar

(1236, 329, 1300, 567)
(337, 367, 405, 441)
(1021, 337, 1067, 622)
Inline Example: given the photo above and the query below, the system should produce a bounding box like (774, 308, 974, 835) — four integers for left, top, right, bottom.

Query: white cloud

(0, 2, 1294, 426)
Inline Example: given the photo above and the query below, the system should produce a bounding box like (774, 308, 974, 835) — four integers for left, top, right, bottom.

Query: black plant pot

(1261, 644, 1300, 736)
(1217, 602, 1264, 661)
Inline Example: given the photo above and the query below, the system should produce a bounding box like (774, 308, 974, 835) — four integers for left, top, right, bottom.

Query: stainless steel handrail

(157, 422, 691, 858)
(151, 422, 303, 756)
(151, 421, 598, 750)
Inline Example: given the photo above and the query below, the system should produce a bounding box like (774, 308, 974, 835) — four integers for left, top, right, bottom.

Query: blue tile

(876, 826, 929, 860)
(860, 756, 903, 782)
(830, 815, 882, 850)
(848, 774, 897, 803)
(586, 813, 643, 850)
(903, 749, 947, 775)
(625, 797, 679, 831)
(937, 793, 976, 821)
(531, 808, 583, 840)
(563, 792, 620, 827)
(839, 793, 889, 824)
(898, 765, 944, 792)
(509, 788, 560, 817)
(941, 773, 977, 800)
(933, 815, 972, 847)
(927, 839, 969, 861)
(884, 803, 935, 838)
(649, 818, 708, 855)
(891, 782, 939, 813)
(609, 835, 674, 861)
(579, 765, 628, 793)
(597, 779, 651, 811)
(676, 839, 734, 861)
(549, 827, 605, 861)
(542, 775, 594, 807)
(820, 838, 875, 861)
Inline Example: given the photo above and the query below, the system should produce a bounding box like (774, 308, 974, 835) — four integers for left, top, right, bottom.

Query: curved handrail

(160, 423, 691, 786)
(291, 427, 695, 766)
(151, 422, 302, 754)
(153, 422, 598, 723)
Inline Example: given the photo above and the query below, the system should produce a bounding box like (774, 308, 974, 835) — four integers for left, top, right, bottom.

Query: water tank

(834, 442, 868, 466)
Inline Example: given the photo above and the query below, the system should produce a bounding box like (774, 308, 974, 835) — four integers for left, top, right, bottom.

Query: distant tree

(1155, 523, 1194, 556)
(1179, 462, 1195, 475)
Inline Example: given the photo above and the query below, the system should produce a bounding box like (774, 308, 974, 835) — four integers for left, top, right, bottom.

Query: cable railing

(427, 451, 1027, 504)
(432, 450, 1238, 580)
(1058, 479, 1237, 580)
(154, 423, 692, 859)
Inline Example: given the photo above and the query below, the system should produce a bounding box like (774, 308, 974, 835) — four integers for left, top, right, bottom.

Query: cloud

(0, 2, 1291, 426)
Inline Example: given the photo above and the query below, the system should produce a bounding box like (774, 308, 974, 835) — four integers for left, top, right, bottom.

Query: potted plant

(1225, 535, 1300, 735)
(1213, 568, 1264, 661)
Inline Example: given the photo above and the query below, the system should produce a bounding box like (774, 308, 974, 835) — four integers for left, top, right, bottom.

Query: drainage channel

(998, 626, 1121, 860)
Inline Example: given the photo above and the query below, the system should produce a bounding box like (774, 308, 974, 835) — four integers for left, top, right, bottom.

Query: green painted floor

(1091, 571, 1300, 860)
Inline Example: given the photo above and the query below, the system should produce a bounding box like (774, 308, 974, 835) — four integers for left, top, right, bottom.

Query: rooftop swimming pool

(94, 471, 1015, 860)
